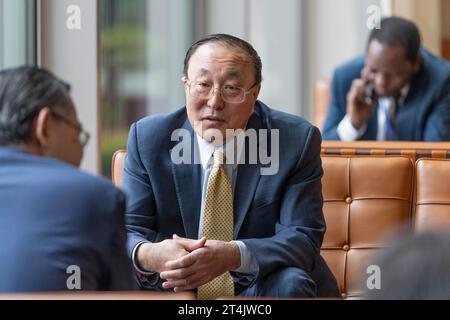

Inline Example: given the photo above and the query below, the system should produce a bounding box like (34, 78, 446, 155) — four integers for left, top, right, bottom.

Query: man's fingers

(160, 267, 196, 280)
(348, 79, 365, 102)
(167, 275, 207, 292)
(361, 66, 371, 81)
(165, 251, 196, 270)
(162, 273, 205, 291)
(173, 274, 212, 292)
(364, 96, 373, 105)
(173, 234, 206, 252)
(355, 81, 367, 100)
(162, 279, 188, 290)
(350, 79, 373, 110)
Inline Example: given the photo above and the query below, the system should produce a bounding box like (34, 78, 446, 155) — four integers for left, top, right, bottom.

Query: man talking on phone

(323, 16, 450, 141)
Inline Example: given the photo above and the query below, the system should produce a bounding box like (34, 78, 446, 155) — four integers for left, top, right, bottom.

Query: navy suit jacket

(123, 101, 339, 296)
(323, 48, 450, 141)
(0, 147, 135, 292)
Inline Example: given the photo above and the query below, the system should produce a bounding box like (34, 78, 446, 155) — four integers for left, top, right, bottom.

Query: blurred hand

(159, 238, 241, 292)
(346, 66, 375, 129)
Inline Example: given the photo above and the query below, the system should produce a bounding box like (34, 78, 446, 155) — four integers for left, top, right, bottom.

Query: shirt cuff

(231, 240, 259, 276)
(337, 114, 367, 141)
(132, 241, 155, 275)
(132, 241, 160, 286)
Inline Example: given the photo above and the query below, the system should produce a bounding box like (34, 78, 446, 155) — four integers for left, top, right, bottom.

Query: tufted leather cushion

(415, 159, 450, 233)
(321, 156, 414, 298)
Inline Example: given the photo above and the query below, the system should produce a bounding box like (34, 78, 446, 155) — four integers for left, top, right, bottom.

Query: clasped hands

(137, 234, 240, 292)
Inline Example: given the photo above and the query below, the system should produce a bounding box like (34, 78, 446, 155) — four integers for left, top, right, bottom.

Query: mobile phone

(364, 79, 377, 104)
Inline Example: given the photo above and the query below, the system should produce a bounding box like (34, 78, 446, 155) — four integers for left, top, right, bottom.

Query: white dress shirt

(337, 86, 409, 141)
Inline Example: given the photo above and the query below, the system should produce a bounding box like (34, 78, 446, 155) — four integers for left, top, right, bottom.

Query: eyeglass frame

(50, 110, 91, 147)
(182, 77, 259, 104)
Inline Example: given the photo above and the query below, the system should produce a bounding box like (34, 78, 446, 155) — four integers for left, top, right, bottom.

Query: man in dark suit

(0, 66, 135, 292)
(123, 34, 339, 298)
(323, 16, 450, 141)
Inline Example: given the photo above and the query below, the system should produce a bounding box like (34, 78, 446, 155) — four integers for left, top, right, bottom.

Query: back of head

(368, 16, 421, 63)
(0, 66, 71, 147)
(367, 232, 450, 299)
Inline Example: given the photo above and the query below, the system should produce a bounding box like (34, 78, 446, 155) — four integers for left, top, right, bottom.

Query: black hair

(368, 16, 421, 63)
(183, 33, 262, 85)
(0, 66, 72, 146)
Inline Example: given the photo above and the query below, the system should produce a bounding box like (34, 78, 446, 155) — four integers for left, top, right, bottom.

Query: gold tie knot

(213, 150, 226, 167)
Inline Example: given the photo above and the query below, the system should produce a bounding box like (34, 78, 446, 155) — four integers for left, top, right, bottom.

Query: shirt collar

(379, 84, 410, 108)
(196, 131, 246, 171)
(398, 84, 410, 105)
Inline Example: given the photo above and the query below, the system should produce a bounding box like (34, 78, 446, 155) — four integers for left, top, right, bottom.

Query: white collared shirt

(337, 85, 410, 141)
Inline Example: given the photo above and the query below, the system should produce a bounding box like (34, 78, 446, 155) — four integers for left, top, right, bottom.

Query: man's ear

(181, 76, 189, 94)
(34, 107, 53, 149)
(252, 84, 261, 100)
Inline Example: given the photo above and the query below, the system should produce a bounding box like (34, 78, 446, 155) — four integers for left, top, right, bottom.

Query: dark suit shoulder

(134, 107, 187, 138)
(420, 48, 450, 87)
(28, 156, 125, 220)
(256, 101, 321, 150)
(67, 167, 124, 203)
(0, 148, 125, 231)
(258, 102, 318, 134)
(130, 107, 188, 158)
(46, 158, 118, 191)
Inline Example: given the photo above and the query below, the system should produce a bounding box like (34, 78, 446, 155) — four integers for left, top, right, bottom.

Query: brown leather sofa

(111, 149, 450, 299)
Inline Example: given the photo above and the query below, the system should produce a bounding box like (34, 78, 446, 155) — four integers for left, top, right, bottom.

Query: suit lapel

(397, 69, 428, 141)
(366, 106, 379, 140)
(233, 111, 263, 237)
(170, 119, 202, 239)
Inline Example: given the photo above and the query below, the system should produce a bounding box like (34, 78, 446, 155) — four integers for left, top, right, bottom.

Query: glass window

(0, 0, 36, 69)
(99, 0, 195, 177)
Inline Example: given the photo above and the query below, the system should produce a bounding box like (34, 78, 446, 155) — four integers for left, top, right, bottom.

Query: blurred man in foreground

(0, 66, 135, 292)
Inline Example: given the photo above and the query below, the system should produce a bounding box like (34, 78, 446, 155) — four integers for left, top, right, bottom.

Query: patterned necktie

(197, 150, 235, 300)
(384, 98, 398, 141)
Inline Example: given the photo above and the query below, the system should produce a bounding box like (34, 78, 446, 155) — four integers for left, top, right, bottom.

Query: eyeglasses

(50, 110, 90, 147)
(184, 78, 258, 104)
